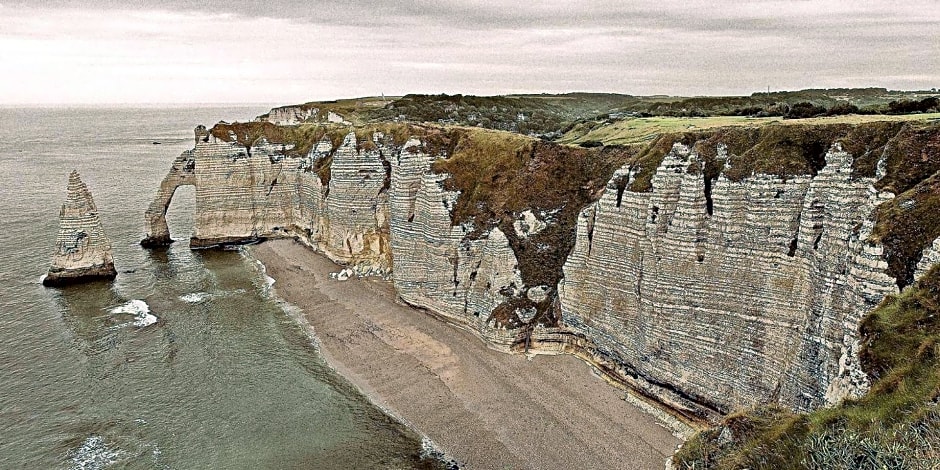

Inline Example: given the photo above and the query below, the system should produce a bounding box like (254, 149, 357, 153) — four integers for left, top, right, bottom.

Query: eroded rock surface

(560, 143, 898, 419)
(44, 171, 116, 286)
(143, 120, 940, 424)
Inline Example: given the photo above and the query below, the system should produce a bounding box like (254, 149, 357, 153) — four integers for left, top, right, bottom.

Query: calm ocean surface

(0, 107, 435, 469)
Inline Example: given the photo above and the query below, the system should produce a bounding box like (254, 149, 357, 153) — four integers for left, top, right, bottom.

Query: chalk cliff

(44, 171, 117, 286)
(559, 142, 896, 419)
(143, 119, 940, 424)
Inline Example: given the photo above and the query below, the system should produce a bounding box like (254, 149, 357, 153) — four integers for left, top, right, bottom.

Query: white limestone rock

(513, 210, 546, 238)
(44, 171, 117, 286)
(330, 268, 354, 281)
(526, 285, 550, 303)
(560, 143, 897, 417)
(914, 237, 940, 281)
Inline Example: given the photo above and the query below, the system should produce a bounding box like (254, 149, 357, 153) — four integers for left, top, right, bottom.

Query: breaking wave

(108, 300, 158, 328)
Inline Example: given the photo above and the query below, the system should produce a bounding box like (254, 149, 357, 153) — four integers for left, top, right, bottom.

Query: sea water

(0, 106, 437, 469)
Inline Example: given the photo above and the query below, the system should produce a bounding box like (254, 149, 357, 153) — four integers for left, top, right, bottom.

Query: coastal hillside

(142, 93, 940, 467)
(254, 89, 940, 138)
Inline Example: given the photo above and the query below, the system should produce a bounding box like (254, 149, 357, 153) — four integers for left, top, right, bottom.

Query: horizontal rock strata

(143, 120, 940, 424)
(559, 143, 898, 419)
(44, 171, 117, 286)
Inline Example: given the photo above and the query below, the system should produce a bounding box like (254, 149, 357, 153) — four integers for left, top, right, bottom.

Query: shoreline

(249, 253, 451, 462)
(251, 239, 680, 470)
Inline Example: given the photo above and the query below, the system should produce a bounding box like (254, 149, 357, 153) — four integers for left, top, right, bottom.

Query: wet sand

(253, 239, 680, 470)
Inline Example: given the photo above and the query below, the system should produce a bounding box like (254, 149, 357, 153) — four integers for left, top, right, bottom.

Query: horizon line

(1, 86, 938, 108)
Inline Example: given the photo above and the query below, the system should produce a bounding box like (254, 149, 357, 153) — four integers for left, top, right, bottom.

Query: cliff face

(44, 171, 117, 286)
(559, 143, 897, 418)
(144, 126, 393, 275)
(387, 137, 530, 348)
(143, 121, 940, 423)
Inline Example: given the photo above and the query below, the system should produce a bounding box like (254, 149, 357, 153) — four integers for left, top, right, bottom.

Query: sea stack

(43, 171, 117, 286)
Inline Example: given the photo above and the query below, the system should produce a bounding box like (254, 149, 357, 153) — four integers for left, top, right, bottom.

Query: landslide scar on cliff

(431, 129, 633, 328)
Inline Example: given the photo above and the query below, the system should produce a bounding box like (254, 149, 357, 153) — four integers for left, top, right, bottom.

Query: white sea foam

(69, 435, 121, 470)
(253, 259, 276, 290)
(420, 436, 458, 468)
(109, 300, 158, 328)
(179, 292, 212, 303)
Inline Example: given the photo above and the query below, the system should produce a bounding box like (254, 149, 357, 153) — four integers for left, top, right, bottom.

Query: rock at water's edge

(43, 171, 117, 286)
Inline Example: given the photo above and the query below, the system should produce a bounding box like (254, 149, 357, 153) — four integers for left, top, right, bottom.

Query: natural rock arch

(141, 140, 198, 247)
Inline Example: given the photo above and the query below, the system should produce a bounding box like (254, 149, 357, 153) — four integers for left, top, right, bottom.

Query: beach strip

(252, 239, 679, 470)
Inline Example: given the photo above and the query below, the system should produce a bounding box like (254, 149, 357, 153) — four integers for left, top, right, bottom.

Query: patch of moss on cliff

(210, 121, 429, 188)
(432, 127, 633, 328)
(210, 121, 340, 157)
(871, 171, 940, 289)
(673, 266, 940, 470)
(873, 124, 940, 195)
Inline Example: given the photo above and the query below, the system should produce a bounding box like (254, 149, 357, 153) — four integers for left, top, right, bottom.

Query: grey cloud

(2, 0, 938, 103)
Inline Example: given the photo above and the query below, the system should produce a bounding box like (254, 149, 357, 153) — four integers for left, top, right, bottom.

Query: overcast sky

(0, 1, 937, 104)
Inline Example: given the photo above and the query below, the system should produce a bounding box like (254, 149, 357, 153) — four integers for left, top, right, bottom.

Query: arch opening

(165, 185, 197, 245)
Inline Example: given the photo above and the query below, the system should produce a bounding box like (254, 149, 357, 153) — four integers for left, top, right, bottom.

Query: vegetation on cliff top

(258, 93, 644, 137)
(674, 265, 940, 469)
(209, 121, 425, 187)
(259, 88, 938, 141)
(557, 112, 940, 148)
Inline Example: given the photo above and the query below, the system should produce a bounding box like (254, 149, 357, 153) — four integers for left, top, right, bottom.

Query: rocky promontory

(43, 171, 117, 286)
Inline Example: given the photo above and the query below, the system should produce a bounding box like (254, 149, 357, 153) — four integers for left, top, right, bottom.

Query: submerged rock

(43, 171, 117, 286)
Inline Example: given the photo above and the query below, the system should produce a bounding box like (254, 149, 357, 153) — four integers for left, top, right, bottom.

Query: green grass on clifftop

(674, 266, 940, 470)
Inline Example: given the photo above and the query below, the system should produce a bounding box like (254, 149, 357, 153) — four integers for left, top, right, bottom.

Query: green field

(558, 113, 940, 146)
